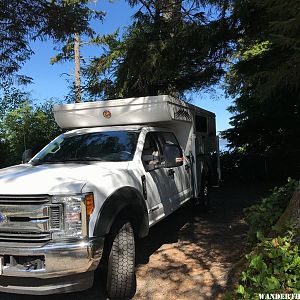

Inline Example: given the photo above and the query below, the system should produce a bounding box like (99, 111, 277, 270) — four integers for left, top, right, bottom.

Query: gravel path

(0, 183, 269, 300)
(134, 183, 268, 300)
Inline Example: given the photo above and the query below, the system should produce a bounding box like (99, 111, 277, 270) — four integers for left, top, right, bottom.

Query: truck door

(141, 132, 173, 225)
(157, 132, 192, 206)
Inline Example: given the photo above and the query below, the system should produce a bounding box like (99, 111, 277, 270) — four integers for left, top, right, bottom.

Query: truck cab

(0, 95, 219, 298)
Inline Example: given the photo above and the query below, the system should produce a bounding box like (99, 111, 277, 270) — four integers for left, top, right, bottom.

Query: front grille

(0, 194, 61, 245)
(0, 232, 51, 243)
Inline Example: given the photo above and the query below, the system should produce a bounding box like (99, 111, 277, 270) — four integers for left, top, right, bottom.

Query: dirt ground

(0, 183, 271, 300)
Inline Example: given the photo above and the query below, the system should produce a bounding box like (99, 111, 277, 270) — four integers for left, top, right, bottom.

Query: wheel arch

(93, 186, 149, 238)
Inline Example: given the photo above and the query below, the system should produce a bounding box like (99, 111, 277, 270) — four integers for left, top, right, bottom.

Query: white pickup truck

(0, 95, 220, 298)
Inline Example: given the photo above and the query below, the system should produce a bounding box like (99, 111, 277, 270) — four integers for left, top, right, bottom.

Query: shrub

(228, 179, 300, 299)
(236, 228, 300, 299)
(244, 178, 298, 245)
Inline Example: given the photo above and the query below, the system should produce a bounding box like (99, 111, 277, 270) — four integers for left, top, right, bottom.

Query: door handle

(168, 169, 175, 177)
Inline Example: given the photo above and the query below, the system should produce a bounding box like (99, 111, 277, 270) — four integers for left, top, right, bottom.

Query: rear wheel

(106, 220, 136, 299)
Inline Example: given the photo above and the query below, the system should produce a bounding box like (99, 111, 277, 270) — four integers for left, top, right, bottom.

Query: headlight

(51, 193, 94, 239)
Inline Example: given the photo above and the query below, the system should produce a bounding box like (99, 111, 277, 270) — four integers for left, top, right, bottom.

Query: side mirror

(164, 144, 183, 168)
(22, 149, 33, 164)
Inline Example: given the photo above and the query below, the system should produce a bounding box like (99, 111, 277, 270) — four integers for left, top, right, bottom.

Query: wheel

(198, 177, 210, 212)
(106, 220, 136, 299)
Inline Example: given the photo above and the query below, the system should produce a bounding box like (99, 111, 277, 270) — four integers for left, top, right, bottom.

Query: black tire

(106, 220, 136, 299)
(198, 177, 210, 212)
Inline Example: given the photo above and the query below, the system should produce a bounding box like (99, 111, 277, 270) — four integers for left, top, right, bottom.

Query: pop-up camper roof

(53, 95, 214, 129)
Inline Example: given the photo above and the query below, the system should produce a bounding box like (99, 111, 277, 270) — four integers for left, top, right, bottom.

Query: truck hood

(0, 162, 128, 195)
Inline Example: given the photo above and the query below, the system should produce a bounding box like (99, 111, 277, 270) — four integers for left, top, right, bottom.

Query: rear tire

(106, 220, 136, 299)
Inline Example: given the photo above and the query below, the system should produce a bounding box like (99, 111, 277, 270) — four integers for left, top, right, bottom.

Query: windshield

(31, 130, 140, 164)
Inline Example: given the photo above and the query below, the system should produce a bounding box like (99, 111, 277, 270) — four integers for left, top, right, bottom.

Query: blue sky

(20, 0, 233, 134)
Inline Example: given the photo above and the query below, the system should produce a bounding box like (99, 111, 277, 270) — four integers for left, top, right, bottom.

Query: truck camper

(0, 95, 220, 298)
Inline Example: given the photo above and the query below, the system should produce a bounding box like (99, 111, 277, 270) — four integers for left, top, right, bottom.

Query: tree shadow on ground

(134, 183, 272, 300)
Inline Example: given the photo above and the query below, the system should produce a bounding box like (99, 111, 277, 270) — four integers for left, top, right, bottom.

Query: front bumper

(0, 237, 104, 294)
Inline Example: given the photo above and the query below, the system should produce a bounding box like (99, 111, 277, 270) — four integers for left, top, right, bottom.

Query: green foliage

(226, 180, 299, 299)
(0, 84, 30, 118)
(0, 0, 102, 82)
(220, 148, 300, 182)
(4, 103, 62, 165)
(42, 0, 104, 40)
(244, 178, 298, 244)
(0, 85, 31, 167)
(241, 41, 271, 60)
(223, 0, 300, 178)
(85, 0, 234, 98)
(220, 150, 275, 182)
(0, 87, 62, 167)
(235, 228, 300, 299)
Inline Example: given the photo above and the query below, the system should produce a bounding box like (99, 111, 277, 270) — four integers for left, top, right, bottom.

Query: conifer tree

(223, 0, 300, 178)
(0, 0, 102, 87)
(85, 0, 233, 98)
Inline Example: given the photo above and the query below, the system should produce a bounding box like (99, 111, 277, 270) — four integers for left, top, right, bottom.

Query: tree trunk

(74, 32, 81, 103)
(275, 182, 300, 238)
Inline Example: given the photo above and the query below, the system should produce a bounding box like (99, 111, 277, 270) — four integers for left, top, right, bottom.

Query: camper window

(195, 115, 208, 132)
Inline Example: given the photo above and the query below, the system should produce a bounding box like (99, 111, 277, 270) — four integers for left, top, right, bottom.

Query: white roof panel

(53, 95, 214, 129)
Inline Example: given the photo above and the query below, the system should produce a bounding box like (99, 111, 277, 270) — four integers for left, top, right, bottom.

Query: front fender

(93, 186, 149, 238)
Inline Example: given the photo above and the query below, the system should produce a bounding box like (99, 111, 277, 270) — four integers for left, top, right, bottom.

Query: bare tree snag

(74, 32, 81, 103)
